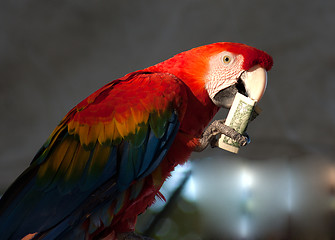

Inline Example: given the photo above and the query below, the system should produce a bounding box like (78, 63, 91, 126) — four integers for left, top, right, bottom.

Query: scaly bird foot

(193, 119, 249, 152)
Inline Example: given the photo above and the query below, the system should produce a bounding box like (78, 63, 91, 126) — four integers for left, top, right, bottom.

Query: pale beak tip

(243, 65, 268, 102)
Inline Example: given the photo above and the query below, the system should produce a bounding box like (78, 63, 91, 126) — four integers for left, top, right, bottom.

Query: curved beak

(240, 65, 268, 102)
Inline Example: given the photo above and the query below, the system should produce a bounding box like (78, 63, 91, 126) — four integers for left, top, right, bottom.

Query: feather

(114, 120, 127, 139)
(63, 143, 91, 190)
(129, 179, 144, 200)
(151, 166, 163, 188)
(149, 110, 168, 138)
(117, 141, 134, 190)
(36, 136, 73, 188)
(86, 143, 111, 181)
(114, 192, 125, 215)
(129, 122, 148, 147)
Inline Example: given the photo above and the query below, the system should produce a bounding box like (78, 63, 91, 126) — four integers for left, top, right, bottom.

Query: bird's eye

(222, 55, 231, 64)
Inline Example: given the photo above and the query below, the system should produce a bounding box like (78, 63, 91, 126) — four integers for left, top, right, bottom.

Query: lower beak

(240, 65, 268, 102)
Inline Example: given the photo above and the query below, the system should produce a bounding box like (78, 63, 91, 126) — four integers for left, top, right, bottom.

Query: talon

(194, 119, 250, 152)
(237, 135, 248, 146)
(243, 132, 251, 145)
(234, 132, 250, 146)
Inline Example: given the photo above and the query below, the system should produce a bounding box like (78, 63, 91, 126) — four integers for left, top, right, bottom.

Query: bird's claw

(194, 119, 250, 152)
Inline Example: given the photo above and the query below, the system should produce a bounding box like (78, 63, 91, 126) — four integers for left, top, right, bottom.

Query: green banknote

(218, 92, 256, 153)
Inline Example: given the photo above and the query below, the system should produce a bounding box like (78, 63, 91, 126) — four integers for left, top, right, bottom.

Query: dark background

(1, 1, 334, 239)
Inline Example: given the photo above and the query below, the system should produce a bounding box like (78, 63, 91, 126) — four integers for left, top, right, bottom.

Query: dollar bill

(218, 92, 257, 154)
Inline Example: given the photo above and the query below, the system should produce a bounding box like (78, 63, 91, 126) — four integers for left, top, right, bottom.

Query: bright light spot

(241, 169, 253, 189)
(182, 176, 197, 202)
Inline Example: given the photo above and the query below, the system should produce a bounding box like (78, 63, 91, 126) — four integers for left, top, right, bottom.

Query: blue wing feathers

(117, 110, 179, 190)
(0, 109, 181, 240)
(139, 111, 179, 178)
(137, 129, 161, 178)
(117, 142, 133, 191)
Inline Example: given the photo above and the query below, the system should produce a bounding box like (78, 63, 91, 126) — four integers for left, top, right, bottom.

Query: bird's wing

(0, 71, 187, 240)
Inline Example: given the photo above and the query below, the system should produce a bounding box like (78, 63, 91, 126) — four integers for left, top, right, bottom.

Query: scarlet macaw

(0, 42, 272, 240)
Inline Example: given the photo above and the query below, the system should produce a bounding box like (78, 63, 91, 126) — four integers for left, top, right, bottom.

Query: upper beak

(240, 65, 268, 102)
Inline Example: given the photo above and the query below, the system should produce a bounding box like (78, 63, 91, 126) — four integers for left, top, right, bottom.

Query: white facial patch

(205, 52, 244, 99)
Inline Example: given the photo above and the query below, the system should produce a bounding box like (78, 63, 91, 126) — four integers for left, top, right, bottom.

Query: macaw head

(201, 42, 273, 108)
(151, 42, 273, 109)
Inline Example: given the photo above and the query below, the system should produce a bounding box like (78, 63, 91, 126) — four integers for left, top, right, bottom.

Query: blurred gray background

(0, 0, 334, 239)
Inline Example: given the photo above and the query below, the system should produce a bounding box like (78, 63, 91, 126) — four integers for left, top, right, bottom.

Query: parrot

(0, 42, 273, 240)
